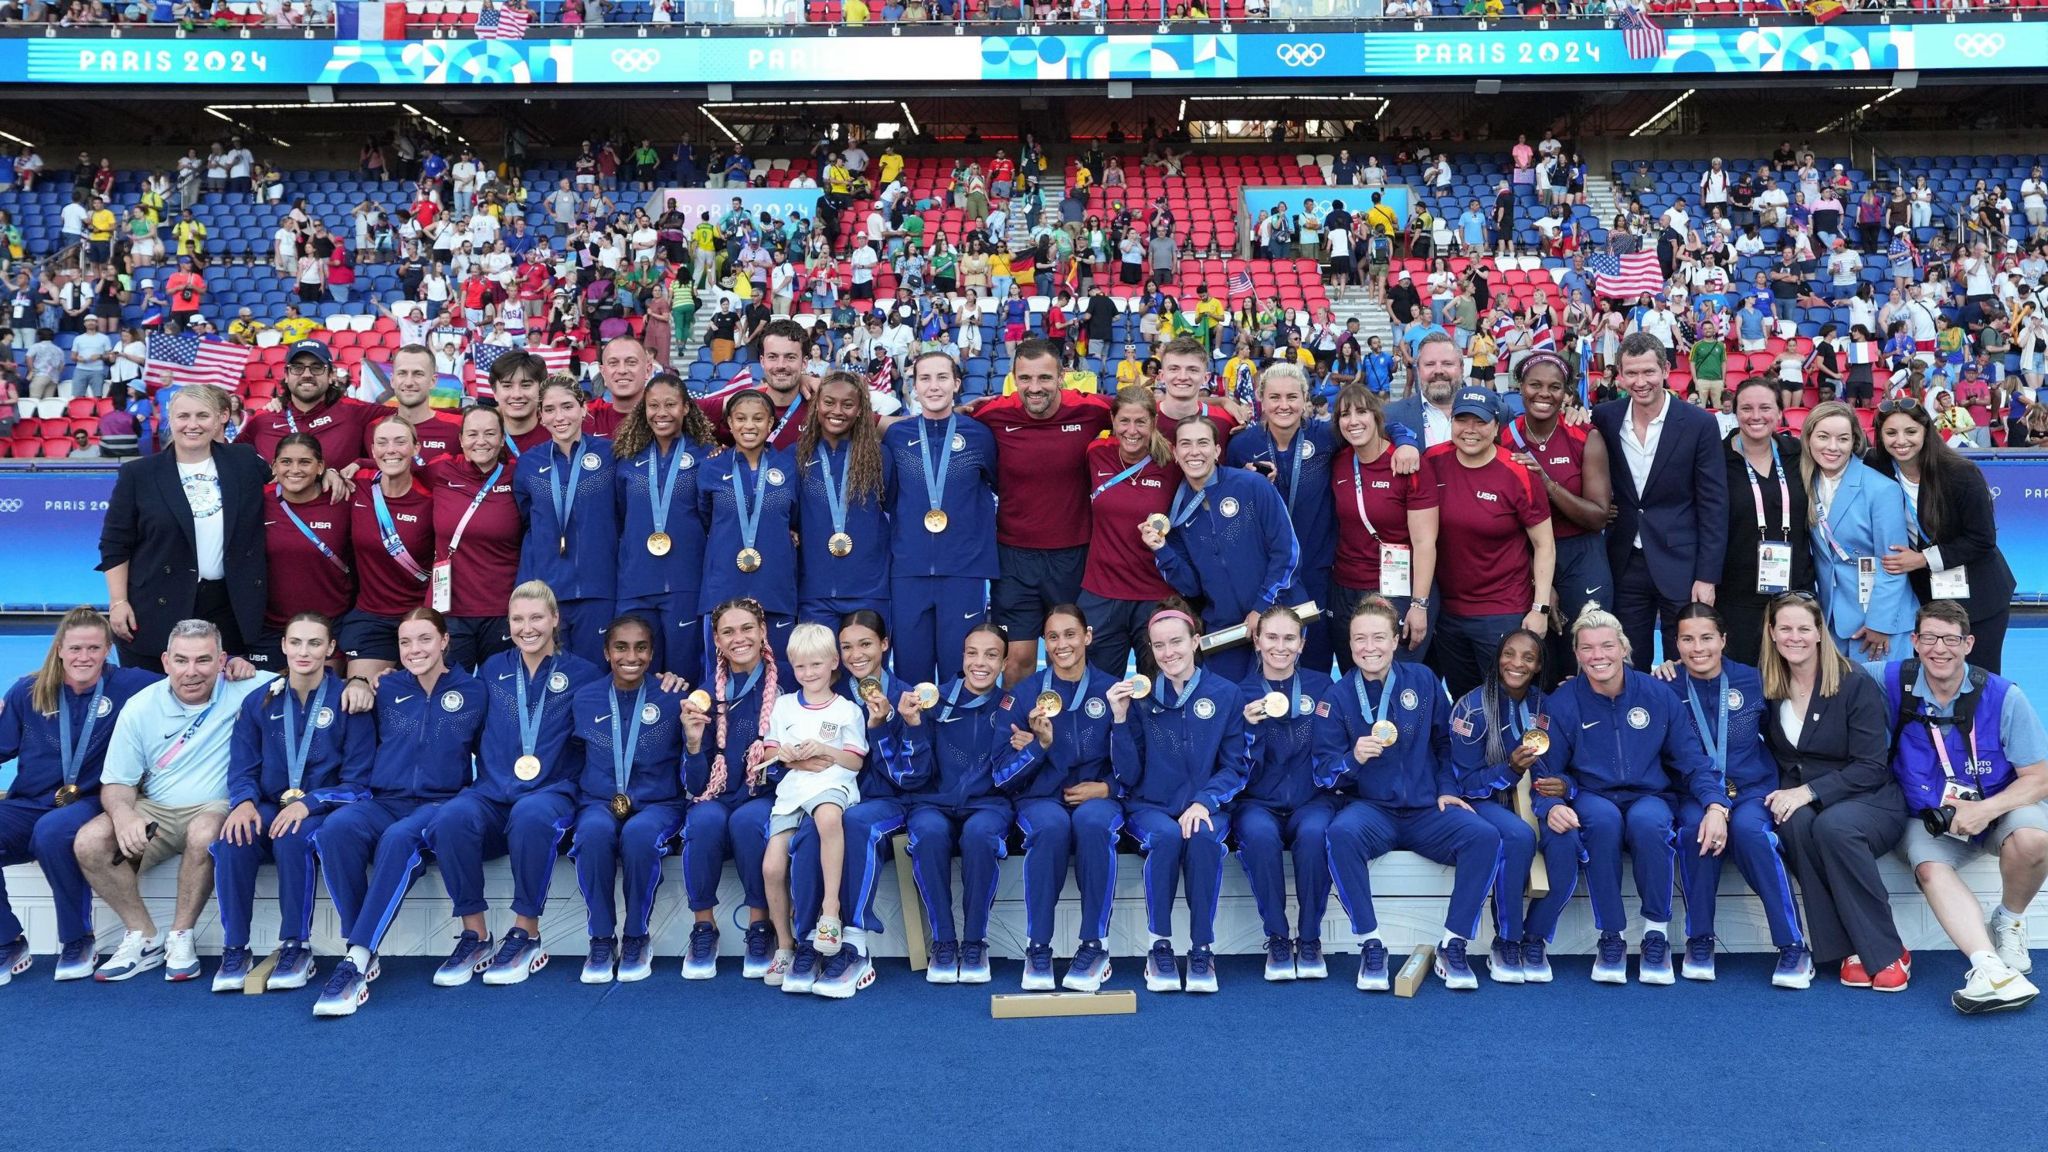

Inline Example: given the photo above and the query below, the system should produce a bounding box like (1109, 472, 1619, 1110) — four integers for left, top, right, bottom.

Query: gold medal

(1036, 690, 1064, 718)
(1371, 719, 1399, 745)
(923, 509, 949, 533)
(1125, 674, 1152, 699)
(611, 792, 633, 819)
(279, 789, 306, 805)
(857, 675, 883, 702)
(1143, 512, 1171, 537)
(687, 689, 713, 713)
(1262, 691, 1291, 719)
(736, 547, 763, 573)
(53, 783, 80, 807)
(646, 532, 673, 557)
(914, 682, 940, 709)
(514, 754, 542, 781)
(1520, 728, 1551, 756)
(828, 532, 854, 557)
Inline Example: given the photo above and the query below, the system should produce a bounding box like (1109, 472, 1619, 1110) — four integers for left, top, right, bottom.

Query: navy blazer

(1593, 391, 1728, 601)
(1761, 665, 1905, 816)
(96, 441, 270, 661)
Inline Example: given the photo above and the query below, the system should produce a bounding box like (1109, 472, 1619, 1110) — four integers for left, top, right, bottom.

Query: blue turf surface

(1, 953, 2045, 1149)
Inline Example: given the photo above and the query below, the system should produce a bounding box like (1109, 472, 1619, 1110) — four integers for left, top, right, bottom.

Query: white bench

(5, 850, 2041, 960)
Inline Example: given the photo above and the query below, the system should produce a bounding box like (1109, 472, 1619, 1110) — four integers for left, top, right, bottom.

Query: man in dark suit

(96, 387, 270, 670)
(1593, 332, 1728, 668)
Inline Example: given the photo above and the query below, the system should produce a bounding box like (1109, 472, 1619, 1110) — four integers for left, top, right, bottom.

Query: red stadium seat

(9, 440, 38, 459)
(40, 438, 71, 459)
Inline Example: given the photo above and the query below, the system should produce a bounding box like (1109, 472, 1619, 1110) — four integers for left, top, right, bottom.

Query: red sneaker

(1840, 955, 1870, 988)
(1872, 950, 1912, 993)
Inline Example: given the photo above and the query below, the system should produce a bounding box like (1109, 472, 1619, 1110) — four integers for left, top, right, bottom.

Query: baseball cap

(287, 339, 333, 365)
(140, 278, 155, 288)
(1452, 387, 1499, 422)
(1398, 270, 1412, 280)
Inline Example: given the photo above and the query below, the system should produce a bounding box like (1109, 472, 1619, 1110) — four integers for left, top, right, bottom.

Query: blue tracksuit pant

(314, 797, 446, 952)
(680, 794, 773, 914)
(428, 790, 578, 920)
(1466, 799, 1545, 943)
(1126, 803, 1231, 947)
(889, 575, 986, 687)
(905, 798, 1012, 945)
(209, 801, 326, 949)
(1233, 796, 1338, 941)
(570, 800, 687, 939)
(0, 797, 102, 945)
(1676, 797, 1804, 947)
(1544, 790, 1677, 933)
(1011, 796, 1122, 946)
(1326, 800, 1502, 939)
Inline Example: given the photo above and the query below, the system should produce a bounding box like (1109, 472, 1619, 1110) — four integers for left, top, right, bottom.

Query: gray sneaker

(1991, 914, 2033, 975)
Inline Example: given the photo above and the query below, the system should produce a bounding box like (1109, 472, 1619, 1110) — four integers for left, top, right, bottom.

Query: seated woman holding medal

(1447, 628, 1575, 985)
(211, 611, 375, 993)
(568, 613, 695, 986)
(338, 415, 436, 708)
(1107, 601, 1251, 995)
(1864, 396, 2016, 674)
(425, 406, 523, 672)
(425, 580, 603, 990)
(512, 379, 619, 666)
(993, 603, 1119, 993)
(1720, 380, 1813, 668)
(1317, 595, 1501, 995)
(1651, 602, 1814, 989)
(795, 372, 894, 630)
(1330, 385, 1437, 666)
(1230, 604, 1340, 984)
(698, 389, 801, 685)
(0, 608, 161, 986)
(314, 608, 490, 1018)
(1797, 401, 1915, 661)
(613, 372, 722, 682)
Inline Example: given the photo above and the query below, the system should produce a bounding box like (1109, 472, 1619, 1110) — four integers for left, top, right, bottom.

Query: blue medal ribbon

(940, 678, 995, 724)
(645, 442, 688, 539)
(548, 438, 586, 553)
(1088, 457, 1147, 502)
(1168, 481, 1207, 529)
(282, 677, 330, 794)
(731, 454, 772, 554)
(1159, 668, 1205, 712)
(513, 656, 557, 762)
(57, 679, 106, 788)
(920, 414, 958, 519)
(1684, 672, 1730, 782)
(610, 683, 648, 796)
(816, 442, 851, 542)
(1352, 665, 1398, 732)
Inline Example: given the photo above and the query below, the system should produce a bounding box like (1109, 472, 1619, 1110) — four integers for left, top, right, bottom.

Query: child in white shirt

(760, 622, 868, 979)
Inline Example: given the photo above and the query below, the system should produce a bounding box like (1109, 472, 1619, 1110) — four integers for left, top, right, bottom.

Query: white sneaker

(1991, 914, 2033, 975)
(163, 930, 201, 982)
(93, 931, 165, 982)
(1953, 964, 2039, 1016)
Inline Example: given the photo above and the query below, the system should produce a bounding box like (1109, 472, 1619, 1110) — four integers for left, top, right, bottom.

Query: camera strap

(1899, 658, 1990, 784)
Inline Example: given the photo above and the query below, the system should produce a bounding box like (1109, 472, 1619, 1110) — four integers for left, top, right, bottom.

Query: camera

(1922, 785, 1982, 838)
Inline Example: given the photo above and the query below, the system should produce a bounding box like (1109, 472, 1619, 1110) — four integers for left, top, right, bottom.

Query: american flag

(145, 332, 251, 391)
(475, 5, 530, 39)
(1226, 269, 1255, 300)
(1617, 6, 1666, 61)
(868, 357, 895, 398)
(469, 340, 572, 398)
(697, 367, 756, 402)
(1589, 251, 1664, 300)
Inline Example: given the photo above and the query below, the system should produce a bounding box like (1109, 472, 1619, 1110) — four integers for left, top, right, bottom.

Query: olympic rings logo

(610, 48, 662, 73)
(1952, 33, 2006, 59)
(0, 499, 20, 512)
(1274, 43, 1326, 68)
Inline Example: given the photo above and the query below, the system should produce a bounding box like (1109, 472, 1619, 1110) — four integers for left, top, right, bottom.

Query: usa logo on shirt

(766, 468, 787, 486)
(1627, 707, 1650, 730)
(441, 691, 465, 712)
(97, 696, 114, 718)
(1452, 714, 1474, 737)
(1400, 689, 1419, 711)
(951, 433, 967, 451)
(1085, 698, 1106, 719)
(581, 452, 603, 471)
(1726, 690, 1744, 710)
(1194, 698, 1215, 720)
(819, 722, 842, 742)
(678, 453, 697, 470)
(641, 703, 662, 725)
(1315, 700, 1332, 717)
(315, 707, 335, 729)
(998, 695, 1014, 710)
(549, 671, 569, 693)
(1219, 497, 1240, 518)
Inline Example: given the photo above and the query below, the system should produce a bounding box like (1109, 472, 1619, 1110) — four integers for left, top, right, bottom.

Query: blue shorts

(336, 609, 404, 663)
(992, 544, 1087, 636)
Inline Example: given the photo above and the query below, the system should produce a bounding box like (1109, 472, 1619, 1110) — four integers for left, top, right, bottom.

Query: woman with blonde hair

(1798, 401, 1915, 660)
(0, 609, 160, 984)
(1078, 384, 1180, 675)
(1757, 591, 1910, 992)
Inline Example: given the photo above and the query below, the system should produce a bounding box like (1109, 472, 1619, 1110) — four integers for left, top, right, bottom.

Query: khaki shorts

(132, 798, 230, 872)
(1901, 799, 2048, 871)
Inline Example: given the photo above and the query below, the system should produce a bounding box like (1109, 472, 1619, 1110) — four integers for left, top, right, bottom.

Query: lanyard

(154, 688, 223, 773)
(371, 482, 430, 583)
(919, 414, 957, 516)
(1348, 450, 1389, 541)
(548, 438, 586, 551)
(57, 680, 107, 787)
(1744, 439, 1791, 542)
(1159, 668, 1205, 712)
(645, 443, 687, 538)
(730, 455, 772, 553)
(282, 677, 331, 793)
(513, 656, 557, 759)
(1683, 672, 1729, 776)
(769, 396, 805, 444)
(1088, 456, 1148, 502)
(1169, 480, 1207, 529)
(815, 443, 851, 539)
(1269, 427, 1306, 513)
(1509, 696, 1536, 742)
(278, 496, 349, 574)
(725, 662, 764, 709)
(1814, 498, 1853, 563)
(940, 679, 995, 724)
(446, 463, 505, 556)
(1507, 417, 1553, 481)
(1352, 666, 1395, 730)
(1919, 675, 1984, 784)
(610, 683, 648, 795)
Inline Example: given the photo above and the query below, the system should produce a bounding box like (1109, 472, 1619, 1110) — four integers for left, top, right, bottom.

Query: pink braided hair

(693, 601, 779, 801)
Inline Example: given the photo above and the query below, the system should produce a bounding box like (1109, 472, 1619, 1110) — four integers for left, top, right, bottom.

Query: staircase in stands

(1582, 172, 1622, 232)
(1325, 282, 1396, 392)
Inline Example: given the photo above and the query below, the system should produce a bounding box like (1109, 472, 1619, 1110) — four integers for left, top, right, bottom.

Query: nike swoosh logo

(1004, 426, 1023, 433)
(394, 695, 415, 704)
(268, 713, 284, 721)
(499, 673, 516, 680)
(1585, 587, 1601, 595)
(1581, 722, 1598, 729)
